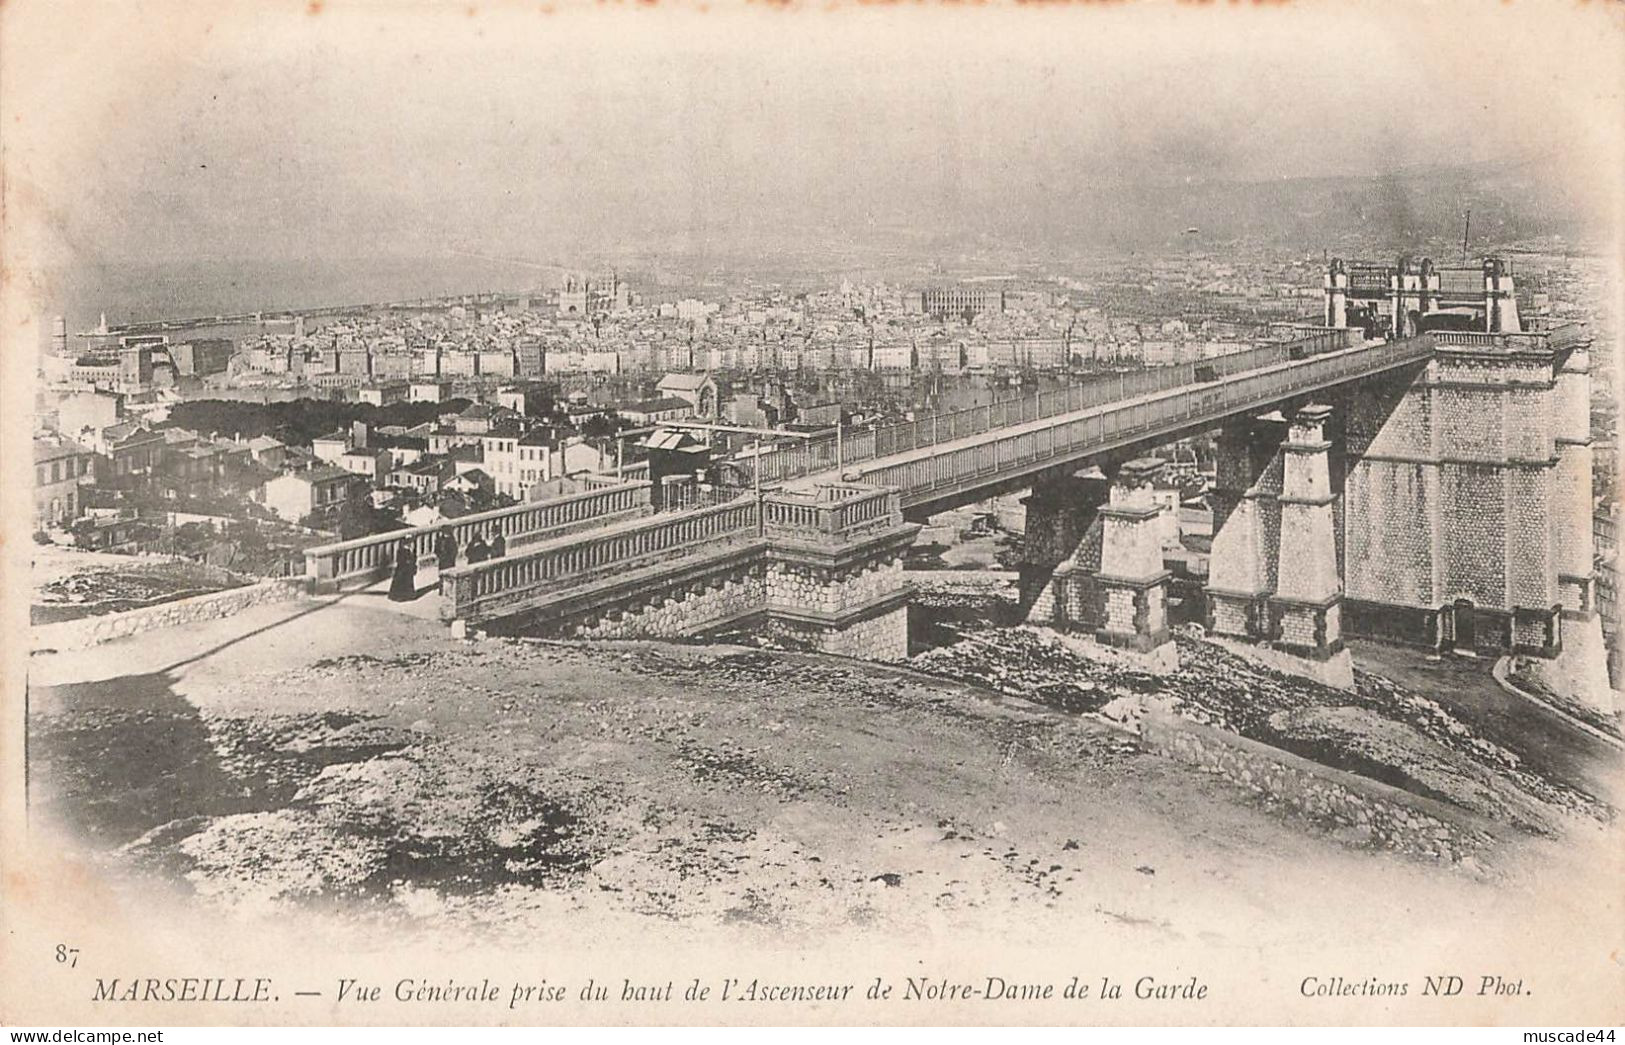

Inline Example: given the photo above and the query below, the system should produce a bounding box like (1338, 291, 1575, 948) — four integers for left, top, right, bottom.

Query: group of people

(387, 526, 509, 602)
(434, 527, 506, 567)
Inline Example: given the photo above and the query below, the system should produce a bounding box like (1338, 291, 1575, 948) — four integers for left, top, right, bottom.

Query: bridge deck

(794, 335, 1435, 508)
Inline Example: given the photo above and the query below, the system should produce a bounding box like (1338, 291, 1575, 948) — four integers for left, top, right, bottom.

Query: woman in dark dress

(489, 531, 506, 558)
(466, 532, 491, 565)
(388, 537, 418, 601)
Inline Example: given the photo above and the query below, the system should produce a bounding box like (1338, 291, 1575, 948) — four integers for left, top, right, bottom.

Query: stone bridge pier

(1337, 330, 1613, 713)
(989, 326, 1613, 712)
(1093, 458, 1177, 668)
(1269, 405, 1353, 682)
(1019, 466, 1110, 621)
(1205, 414, 1286, 646)
(1022, 457, 1178, 670)
(1206, 404, 1354, 688)
(446, 484, 922, 664)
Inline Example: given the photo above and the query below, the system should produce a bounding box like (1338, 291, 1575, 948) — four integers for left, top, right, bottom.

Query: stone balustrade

(762, 484, 901, 542)
(1431, 324, 1585, 353)
(441, 494, 763, 620)
(439, 479, 919, 664)
(304, 480, 653, 591)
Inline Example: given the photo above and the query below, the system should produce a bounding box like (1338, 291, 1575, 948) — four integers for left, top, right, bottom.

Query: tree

(579, 413, 624, 441)
(172, 521, 216, 560)
(332, 487, 405, 541)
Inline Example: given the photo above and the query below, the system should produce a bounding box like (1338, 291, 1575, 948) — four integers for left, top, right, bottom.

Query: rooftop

(278, 465, 353, 485)
(626, 397, 694, 413)
(657, 372, 712, 391)
(34, 436, 89, 463)
(645, 429, 706, 452)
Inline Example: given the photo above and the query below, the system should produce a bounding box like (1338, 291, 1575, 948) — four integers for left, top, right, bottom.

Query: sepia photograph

(1, 0, 1622, 1031)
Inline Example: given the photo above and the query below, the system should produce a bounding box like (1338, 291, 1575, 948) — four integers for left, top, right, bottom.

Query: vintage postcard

(1, 0, 1622, 1030)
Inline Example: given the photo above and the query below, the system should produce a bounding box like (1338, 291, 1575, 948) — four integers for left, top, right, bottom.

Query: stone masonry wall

(1103, 587, 1136, 633)
(1139, 709, 1491, 863)
(568, 549, 912, 663)
(1035, 520, 1103, 627)
(1552, 443, 1594, 612)
(1020, 475, 1107, 619)
(1506, 465, 1555, 609)
(1208, 457, 1282, 599)
(574, 567, 766, 640)
(769, 604, 910, 662)
(1345, 353, 1560, 623)
(1344, 458, 1439, 609)
(1209, 598, 1252, 638)
(1440, 463, 1509, 609)
(1275, 605, 1319, 648)
(767, 553, 904, 617)
(32, 577, 309, 652)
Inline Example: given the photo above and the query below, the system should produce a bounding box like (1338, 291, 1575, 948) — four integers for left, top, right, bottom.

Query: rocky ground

(31, 546, 247, 624)
(23, 574, 1623, 957)
(27, 637, 1164, 941)
(912, 624, 1612, 836)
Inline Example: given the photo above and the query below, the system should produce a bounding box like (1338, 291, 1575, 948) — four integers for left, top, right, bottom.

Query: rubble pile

(912, 627, 1159, 714)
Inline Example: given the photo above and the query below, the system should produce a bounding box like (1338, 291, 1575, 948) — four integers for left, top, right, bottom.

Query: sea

(32, 255, 559, 345)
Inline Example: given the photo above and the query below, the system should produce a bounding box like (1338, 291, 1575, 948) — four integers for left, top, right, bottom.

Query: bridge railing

(848, 336, 1434, 501)
(762, 484, 901, 541)
(441, 494, 761, 619)
(730, 331, 1358, 487)
(1437, 269, 1488, 297)
(304, 479, 654, 589)
(1431, 324, 1586, 353)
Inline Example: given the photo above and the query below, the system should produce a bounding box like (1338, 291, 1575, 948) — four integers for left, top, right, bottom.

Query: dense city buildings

(30, 249, 1620, 684)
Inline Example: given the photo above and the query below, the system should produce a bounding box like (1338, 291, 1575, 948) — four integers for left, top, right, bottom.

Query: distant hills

(1069, 158, 1602, 255)
(581, 158, 1607, 272)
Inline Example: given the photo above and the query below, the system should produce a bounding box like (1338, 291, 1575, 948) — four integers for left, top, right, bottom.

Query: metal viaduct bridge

(302, 326, 1448, 638)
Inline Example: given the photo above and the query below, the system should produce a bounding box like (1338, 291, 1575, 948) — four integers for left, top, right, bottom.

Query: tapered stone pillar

(1206, 419, 1283, 641)
(1270, 404, 1354, 686)
(1021, 468, 1109, 622)
(1538, 343, 1616, 714)
(1485, 258, 1521, 333)
(1094, 458, 1173, 659)
(1553, 345, 1596, 618)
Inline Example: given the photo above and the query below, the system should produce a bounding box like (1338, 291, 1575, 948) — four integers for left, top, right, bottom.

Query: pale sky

(3, 0, 1622, 268)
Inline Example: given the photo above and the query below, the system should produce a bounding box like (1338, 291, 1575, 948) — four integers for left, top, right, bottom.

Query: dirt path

(1351, 639, 1623, 806)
